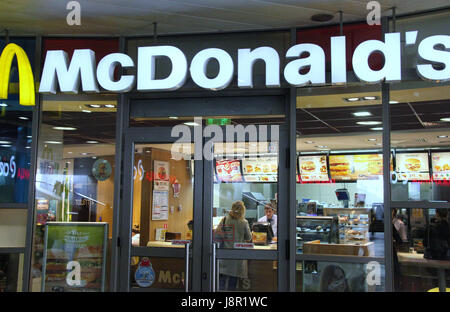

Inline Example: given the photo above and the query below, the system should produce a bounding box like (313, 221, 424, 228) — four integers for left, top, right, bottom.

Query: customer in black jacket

(424, 208, 450, 260)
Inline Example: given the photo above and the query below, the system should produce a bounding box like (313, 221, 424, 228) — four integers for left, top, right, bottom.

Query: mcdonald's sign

(0, 43, 35, 106)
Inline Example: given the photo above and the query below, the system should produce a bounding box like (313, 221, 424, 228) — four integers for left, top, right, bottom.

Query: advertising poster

(395, 153, 430, 181)
(242, 157, 277, 182)
(299, 155, 329, 182)
(353, 154, 383, 180)
(215, 159, 243, 182)
(152, 190, 169, 221)
(154, 160, 169, 191)
(329, 155, 355, 181)
(431, 152, 450, 181)
(42, 222, 108, 292)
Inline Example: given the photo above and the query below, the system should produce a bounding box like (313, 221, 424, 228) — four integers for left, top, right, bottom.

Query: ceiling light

(88, 104, 101, 108)
(81, 152, 88, 156)
(25, 146, 31, 149)
(389, 100, 399, 104)
(169, 116, 179, 119)
(68, 151, 73, 154)
(27, 135, 32, 139)
(367, 138, 377, 142)
(18, 116, 29, 120)
(346, 97, 360, 102)
(53, 126, 77, 131)
(44, 141, 62, 144)
(82, 110, 92, 113)
(437, 135, 448, 138)
(183, 122, 200, 126)
(363, 96, 377, 100)
(375, 143, 382, 146)
(0, 144, 11, 147)
(0, 141, 12, 144)
(311, 13, 334, 22)
(440, 118, 450, 122)
(357, 121, 382, 125)
(305, 141, 315, 144)
(86, 140, 98, 144)
(353, 112, 372, 117)
(315, 145, 328, 148)
(370, 127, 383, 131)
(104, 104, 116, 108)
(0, 103, 7, 107)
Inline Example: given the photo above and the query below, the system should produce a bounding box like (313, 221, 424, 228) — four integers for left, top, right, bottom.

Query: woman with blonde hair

(218, 200, 252, 291)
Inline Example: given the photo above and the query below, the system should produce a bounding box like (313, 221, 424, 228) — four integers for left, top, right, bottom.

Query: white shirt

(393, 218, 407, 242)
(258, 214, 278, 237)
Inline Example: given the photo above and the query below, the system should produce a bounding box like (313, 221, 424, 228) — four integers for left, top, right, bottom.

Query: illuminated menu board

(242, 157, 277, 182)
(329, 154, 383, 181)
(432, 152, 450, 181)
(215, 159, 243, 182)
(395, 153, 430, 181)
(298, 155, 329, 182)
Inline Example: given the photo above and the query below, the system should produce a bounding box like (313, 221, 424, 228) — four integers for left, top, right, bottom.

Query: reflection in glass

(218, 260, 278, 291)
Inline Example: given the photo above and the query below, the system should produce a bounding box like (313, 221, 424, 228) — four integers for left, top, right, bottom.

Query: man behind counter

(258, 203, 278, 238)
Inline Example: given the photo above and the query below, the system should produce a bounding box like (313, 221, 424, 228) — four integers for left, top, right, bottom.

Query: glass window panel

(31, 94, 117, 292)
(0, 253, 24, 292)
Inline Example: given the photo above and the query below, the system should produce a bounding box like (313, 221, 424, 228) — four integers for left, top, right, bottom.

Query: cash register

(251, 222, 274, 245)
(335, 188, 350, 208)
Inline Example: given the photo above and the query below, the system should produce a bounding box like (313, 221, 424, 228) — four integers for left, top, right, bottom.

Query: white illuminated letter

(238, 47, 280, 88)
(97, 53, 135, 92)
(284, 44, 325, 87)
(331, 36, 347, 84)
(417, 35, 450, 82)
(190, 48, 234, 90)
(352, 33, 401, 83)
(137, 46, 187, 91)
(39, 49, 99, 93)
(66, 261, 81, 286)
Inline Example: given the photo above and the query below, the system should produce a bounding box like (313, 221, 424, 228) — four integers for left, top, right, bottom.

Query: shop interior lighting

(27, 135, 32, 138)
(363, 96, 377, 100)
(87, 104, 101, 108)
(304, 141, 315, 144)
(82, 110, 92, 113)
(357, 121, 382, 125)
(353, 112, 372, 117)
(104, 104, 116, 108)
(44, 141, 62, 144)
(169, 116, 179, 119)
(440, 118, 450, 122)
(86, 140, 99, 144)
(183, 122, 200, 126)
(0, 144, 11, 147)
(390, 100, 399, 104)
(53, 126, 77, 131)
(0, 141, 12, 144)
(0, 103, 7, 107)
(367, 138, 377, 141)
(346, 97, 360, 102)
(25, 146, 31, 149)
(315, 145, 328, 148)
(18, 116, 29, 120)
(370, 127, 383, 131)
(437, 135, 448, 138)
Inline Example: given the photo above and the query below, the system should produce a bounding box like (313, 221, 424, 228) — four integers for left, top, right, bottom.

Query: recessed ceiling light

(82, 110, 92, 113)
(390, 100, 399, 104)
(367, 138, 377, 142)
(0, 141, 12, 144)
(440, 118, 450, 122)
(305, 141, 315, 144)
(346, 97, 360, 102)
(44, 141, 62, 144)
(18, 116, 29, 120)
(92, 156, 97, 159)
(0, 103, 7, 107)
(88, 104, 101, 108)
(315, 145, 328, 148)
(370, 127, 383, 131)
(25, 146, 31, 149)
(53, 126, 77, 131)
(27, 135, 32, 139)
(184, 122, 200, 126)
(353, 112, 372, 117)
(357, 121, 382, 125)
(0, 144, 11, 147)
(375, 143, 382, 146)
(437, 135, 448, 138)
(86, 140, 98, 144)
(104, 104, 116, 108)
(169, 116, 179, 119)
(81, 152, 88, 156)
(363, 96, 377, 100)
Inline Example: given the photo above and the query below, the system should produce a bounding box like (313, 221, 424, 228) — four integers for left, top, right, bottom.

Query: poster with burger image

(353, 154, 383, 180)
(431, 152, 450, 181)
(215, 159, 243, 183)
(396, 153, 430, 181)
(154, 160, 169, 191)
(329, 155, 355, 181)
(42, 222, 108, 292)
(299, 155, 329, 182)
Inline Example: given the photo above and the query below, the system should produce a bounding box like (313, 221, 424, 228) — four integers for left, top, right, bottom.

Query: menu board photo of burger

(432, 152, 450, 181)
(242, 157, 278, 182)
(42, 222, 108, 292)
(329, 155, 354, 180)
(299, 155, 329, 182)
(215, 159, 244, 182)
(395, 153, 430, 181)
(353, 154, 383, 180)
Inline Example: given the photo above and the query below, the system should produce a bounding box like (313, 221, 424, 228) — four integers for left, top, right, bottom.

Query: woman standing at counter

(219, 201, 252, 291)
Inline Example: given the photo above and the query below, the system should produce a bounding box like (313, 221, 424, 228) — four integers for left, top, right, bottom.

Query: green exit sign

(206, 118, 231, 125)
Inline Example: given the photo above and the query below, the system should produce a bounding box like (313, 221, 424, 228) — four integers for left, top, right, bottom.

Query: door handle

(185, 242, 190, 292)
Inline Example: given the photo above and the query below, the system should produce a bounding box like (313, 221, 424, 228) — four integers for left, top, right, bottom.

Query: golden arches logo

(0, 43, 35, 106)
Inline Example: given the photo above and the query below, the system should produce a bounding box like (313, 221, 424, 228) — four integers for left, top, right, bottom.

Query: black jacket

(423, 218, 450, 260)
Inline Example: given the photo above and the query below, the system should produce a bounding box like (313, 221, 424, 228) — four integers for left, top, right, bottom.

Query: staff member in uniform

(258, 203, 277, 238)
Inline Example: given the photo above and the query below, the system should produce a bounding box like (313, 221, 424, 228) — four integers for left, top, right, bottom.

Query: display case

(296, 216, 339, 254)
(323, 208, 370, 244)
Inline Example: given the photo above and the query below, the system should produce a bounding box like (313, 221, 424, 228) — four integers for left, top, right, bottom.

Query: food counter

(303, 241, 375, 256)
(147, 241, 277, 250)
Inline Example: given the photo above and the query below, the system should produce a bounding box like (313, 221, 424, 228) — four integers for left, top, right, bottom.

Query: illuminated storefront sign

(0, 43, 35, 106)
